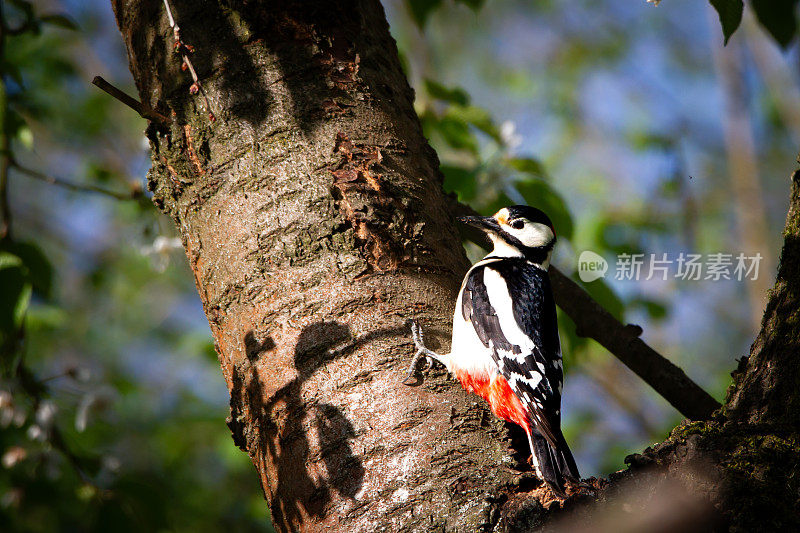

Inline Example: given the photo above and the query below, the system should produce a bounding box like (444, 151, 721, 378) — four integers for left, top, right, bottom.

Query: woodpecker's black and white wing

(461, 258, 579, 490)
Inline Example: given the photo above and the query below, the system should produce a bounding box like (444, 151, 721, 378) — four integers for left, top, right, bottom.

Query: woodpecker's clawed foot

(403, 320, 443, 385)
(410, 320, 429, 354)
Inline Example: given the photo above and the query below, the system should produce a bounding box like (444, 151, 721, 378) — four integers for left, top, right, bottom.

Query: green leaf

(424, 79, 470, 106)
(437, 114, 479, 153)
(751, 0, 799, 48)
(17, 125, 33, 149)
(451, 105, 501, 143)
(0, 252, 23, 270)
(507, 157, 547, 178)
(405, 0, 444, 29)
(514, 178, 575, 241)
(40, 14, 80, 31)
(25, 303, 67, 330)
(441, 164, 477, 201)
(1, 241, 54, 297)
(709, 0, 744, 45)
(0, 253, 32, 340)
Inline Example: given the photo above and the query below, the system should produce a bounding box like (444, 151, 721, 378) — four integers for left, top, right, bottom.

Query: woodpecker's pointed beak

(457, 215, 502, 235)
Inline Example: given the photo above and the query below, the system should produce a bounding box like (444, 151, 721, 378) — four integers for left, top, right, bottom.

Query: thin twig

(91, 76, 167, 124)
(12, 162, 141, 201)
(450, 200, 722, 420)
(162, 0, 215, 122)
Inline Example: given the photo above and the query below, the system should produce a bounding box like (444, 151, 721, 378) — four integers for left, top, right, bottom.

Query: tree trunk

(111, 1, 800, 531)
(111, 0, 540, 530)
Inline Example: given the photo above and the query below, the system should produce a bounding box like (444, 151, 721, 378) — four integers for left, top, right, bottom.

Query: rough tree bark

(110, 1, 800, 531)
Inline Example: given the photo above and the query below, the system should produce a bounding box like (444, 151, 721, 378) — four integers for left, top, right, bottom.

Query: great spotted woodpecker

(405, 205, 580, 496)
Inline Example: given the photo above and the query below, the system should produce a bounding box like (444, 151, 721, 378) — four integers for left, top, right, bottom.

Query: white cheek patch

(509, 222, 554, 249)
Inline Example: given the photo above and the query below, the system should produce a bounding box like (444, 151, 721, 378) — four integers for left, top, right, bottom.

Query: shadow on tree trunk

(231, 322, 419, 530)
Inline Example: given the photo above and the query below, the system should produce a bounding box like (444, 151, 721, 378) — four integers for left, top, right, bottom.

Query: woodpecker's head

(459, 206, 556, 266)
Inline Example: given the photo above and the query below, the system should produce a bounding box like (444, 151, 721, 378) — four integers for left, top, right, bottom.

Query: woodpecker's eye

(510, 220, 525, 230)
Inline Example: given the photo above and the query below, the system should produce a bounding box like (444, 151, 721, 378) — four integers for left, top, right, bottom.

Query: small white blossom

(102, 455, 121, 473)
(35, 401, 57, 430)
(27, 425, 45, 442)
(140, 236, 183, 272)
(75, 395, 94, 433)
(0, 391, 11, 409)
(75, 388, 115, 433)
(2, 446, 27, 468)
(1, 393, 26, 428)
(0, 391, 16, 428)
(500, 121, 522, 150)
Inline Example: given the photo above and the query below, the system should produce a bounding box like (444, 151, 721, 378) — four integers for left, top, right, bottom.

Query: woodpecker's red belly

(453, 369, 531, 434)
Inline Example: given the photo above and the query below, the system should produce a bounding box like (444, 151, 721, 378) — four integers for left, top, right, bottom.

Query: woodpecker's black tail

(527, 430, 580, 496)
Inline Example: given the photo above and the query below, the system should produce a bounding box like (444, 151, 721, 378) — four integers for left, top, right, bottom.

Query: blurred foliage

(0, 1, 270, 531)
(0, 0, 798, 530)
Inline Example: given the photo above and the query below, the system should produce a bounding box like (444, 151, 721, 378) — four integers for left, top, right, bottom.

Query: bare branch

(12, 162, 142, 201)
(450, 199, 722, 420)
(91, 76, 168, 124)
